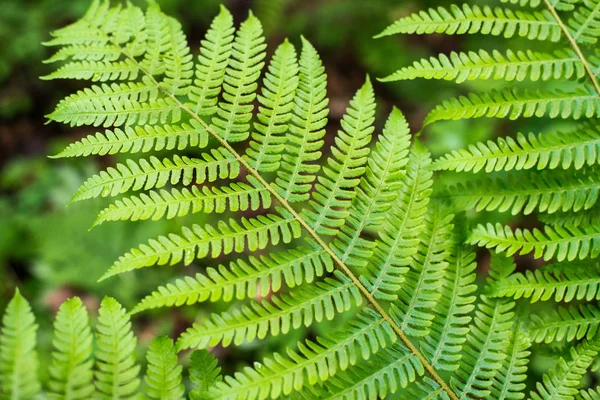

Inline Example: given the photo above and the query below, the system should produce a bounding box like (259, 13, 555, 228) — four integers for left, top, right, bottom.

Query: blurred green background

(0, 0, 567, 384)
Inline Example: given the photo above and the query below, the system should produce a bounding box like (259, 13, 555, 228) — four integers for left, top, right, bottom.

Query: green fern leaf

(41, 59, 140, 81)
(48, 297, 94, 400)
(450, 294, 515, 399)
(301, 78, 376, 236)
(433, 123, 600, 173)
(530, 338, 600, 400)
(577, 386, 600, 400)
(161, 16, 193, 96)
(490, 326, 530, 399)
(51, 121, 208, 158)
(93, 177, 271, 226)
(424, 87, 600, 126)
(274, 38, 329, 203)
(469, 222, 600, 261)
(420, 233, 478, 372)
(205, 309, 395, 399)
(141, 4, 169, 76)
(94, 297, 140, 399)
(188, 6, 235, 116)
(101, 211, 301, 280)
(487, 261, 600, 302)
(440, 168, 600, 215)
(381, 49, 583, 83)
(70, 149, 239, 202)
(244, 39, 298, 172)
(189, 350, 222, 400)
(144, 336, 184, 400)
(333, 107, 411, 268)
(210, 12, 266, 142)
(391, 205, 453, 337)
(130, 244, 332, 314)
(177, 273, 360, 349)
(376, 5, 561, 41)
(529, 303, 600, 343)
(360, 141, 432, 301)
(304, 345, 423, 399)
(568, 0, 600, 44)
(0, 290, 40, 400)
(540, 203, 600, 226)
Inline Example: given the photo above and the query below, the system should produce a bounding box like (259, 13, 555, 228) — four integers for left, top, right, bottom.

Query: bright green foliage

(530, 338, 600, 399)
(376, 4, 561, 41)
(301, 78, 375, 236)
(0, 293, 192, 398)
(529, 303, 600, 343)
(0, 290, 40, 399)
(470, 222, 600, 261)
(189, 350, 222, 400)
(177, 273, 361, 349)
(440, 167, 600, 215)
(433, 123, 600, 173)
(42, 1, 600, 399)
(48, 298, 94, 400)
(144, 336, 184, 400)
(94, 297, 140, 399)
(487, 262, 600, 302)
(360, 141, 432, 300)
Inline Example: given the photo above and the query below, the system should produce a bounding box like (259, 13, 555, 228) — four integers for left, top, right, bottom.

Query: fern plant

(0, 290, 217, 399)
(38, 0, 600, 399)
(379, 0, 600, 398)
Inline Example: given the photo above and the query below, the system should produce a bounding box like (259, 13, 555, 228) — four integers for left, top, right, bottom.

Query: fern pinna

(379, 0, 600, 398)
(35, 0, 599, 399)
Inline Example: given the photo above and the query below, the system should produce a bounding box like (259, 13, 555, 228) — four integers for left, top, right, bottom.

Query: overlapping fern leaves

(381, 0, 600, 397)
(37, 0, 600, 398)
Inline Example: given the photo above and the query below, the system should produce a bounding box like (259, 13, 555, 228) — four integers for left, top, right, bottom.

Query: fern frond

(177, 273, 360, 349)
(469, 222, 600, 261)
(275, 38, 328, 203)
(189, 350, 222, 400)
(210, 12, 266, 142)
(0, 290, 40, 399)
(333, 107, 411, 268)
(161, 16, 193, 96)
(577, 386, 600, 400)
(490, 326, 530, 400)
(244, 39, 298, 172)
(440, 168, 600, 215)
(420, 236, 478, 372)
(433, 123, 600, 173)
(143, 336, 184, 400)
(568, 0, 600, 44)
(93, 177, 271, 226)
(188, 6, 235, 116)
(70, 149, 239, 202)
(450, 293, 515, 399)
(424, 87, 600, 126)
(360, 141, 432, 299)
(140, 4, 169, 76)
(94, 297, 140, 399)
(301, 78, 376, 236)
(41, 59, 140, 81)
(51, 122, 208, 158)
(130, 245, 331, 313)
(529, 303, 600, 343)
(391, 206, 454, 338)
(529, 338, 600, 400)
(487, 262, 600, 302)
(306, 344, 423, 399)
(101, 212, 301, 279)
(205, 309, 395, 399)
(381, 49, 583, 83)
(540, 203, 600, 226)
(376, 5, 561, 41)
(47, 94, 180, 128)
(48, 297, 94, 400)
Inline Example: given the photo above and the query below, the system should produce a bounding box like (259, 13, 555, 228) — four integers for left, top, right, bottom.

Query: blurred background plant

(0, 0, 572, 389)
